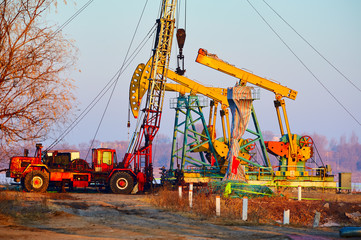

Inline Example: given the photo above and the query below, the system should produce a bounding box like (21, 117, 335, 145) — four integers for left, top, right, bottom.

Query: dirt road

(0, 191, 342, 239)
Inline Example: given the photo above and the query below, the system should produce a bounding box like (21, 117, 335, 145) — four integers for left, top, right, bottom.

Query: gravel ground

(0, 191, 342, 239)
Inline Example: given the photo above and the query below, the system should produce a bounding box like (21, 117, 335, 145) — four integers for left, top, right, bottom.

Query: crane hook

(176, 28, 186, 75)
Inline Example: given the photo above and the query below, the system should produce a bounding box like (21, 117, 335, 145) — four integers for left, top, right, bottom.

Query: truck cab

(92, 148, 117, 173)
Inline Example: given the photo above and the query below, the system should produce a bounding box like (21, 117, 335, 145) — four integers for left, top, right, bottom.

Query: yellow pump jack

(129, 47, 335, 187)
(129, 57, 255, 175)
(195, 49, 335, 187)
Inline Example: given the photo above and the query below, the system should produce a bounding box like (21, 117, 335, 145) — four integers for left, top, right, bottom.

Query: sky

(46, 0, 361, 147)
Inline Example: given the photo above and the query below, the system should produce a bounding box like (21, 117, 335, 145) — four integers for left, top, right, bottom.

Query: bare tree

(0, 0, 77, 153)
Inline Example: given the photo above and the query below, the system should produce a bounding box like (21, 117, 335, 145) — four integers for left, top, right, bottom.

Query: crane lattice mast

(124, 0, 177, 183)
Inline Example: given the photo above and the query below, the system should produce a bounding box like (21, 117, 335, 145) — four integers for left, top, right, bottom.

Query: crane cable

(176, 0, 187, 30)
(54, 0, 95, 36)
(1, 0, 96, 152)
(47, 20, 156, 152)
(263, 0, 361, 93)
(85, 0, 150, 159)
(51, 23, 156, 151)
(246, 0, 361, 127)
(312, 141, 326, 168)
(46, 0, 155, 151)
(0, 0, 93, 77)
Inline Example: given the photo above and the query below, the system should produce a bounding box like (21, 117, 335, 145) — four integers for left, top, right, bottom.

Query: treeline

(1, 133, 360, 181)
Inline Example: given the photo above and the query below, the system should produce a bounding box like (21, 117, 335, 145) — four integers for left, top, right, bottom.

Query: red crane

(123, 0, 178, 187)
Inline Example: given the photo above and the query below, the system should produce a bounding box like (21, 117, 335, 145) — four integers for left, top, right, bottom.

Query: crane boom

(124, 0, 177, 181)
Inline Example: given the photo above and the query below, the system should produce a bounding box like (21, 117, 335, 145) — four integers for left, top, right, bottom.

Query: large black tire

(109, 172, 134, 194)
(23, 170, 49, 193)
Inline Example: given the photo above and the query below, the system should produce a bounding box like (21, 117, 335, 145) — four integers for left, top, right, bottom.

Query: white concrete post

(178, 185, 182, 199)
(189, 183, 193, 208)
(216, 196, 221, 216)
(313, 211, 321, 228)
(242, 197, 248, 221)
(283, 209, 290, 225)
(298, 185, 302, 201)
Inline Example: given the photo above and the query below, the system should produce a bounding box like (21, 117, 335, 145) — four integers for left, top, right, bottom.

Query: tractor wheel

(109, 172, 134, 194)
(23, 170, 49, 193)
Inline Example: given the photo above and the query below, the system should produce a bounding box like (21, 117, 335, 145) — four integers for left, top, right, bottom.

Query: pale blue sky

(48, 0, 361, 146)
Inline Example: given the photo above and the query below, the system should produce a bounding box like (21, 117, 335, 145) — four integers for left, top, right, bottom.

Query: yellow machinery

(130, 57, 270, 182)
(129, 45, 335, 186)
(195, 48, 334, 185)
(130, 59, 233, 174)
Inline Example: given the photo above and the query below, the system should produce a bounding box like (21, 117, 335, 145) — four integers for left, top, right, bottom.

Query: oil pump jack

(130, 47, 335, 188)
(194, 49, 335, 186)
(127, 1, 335, 188)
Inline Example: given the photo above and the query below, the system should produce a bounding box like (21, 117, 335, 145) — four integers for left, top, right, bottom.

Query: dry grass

(149, 187, 361, 227)
(0, 191, 69, 223)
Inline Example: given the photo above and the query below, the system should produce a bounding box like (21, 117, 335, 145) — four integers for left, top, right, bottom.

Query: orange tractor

(6, 143, 140, 193)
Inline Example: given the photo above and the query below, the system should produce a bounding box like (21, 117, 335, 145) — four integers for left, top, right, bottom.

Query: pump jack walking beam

(196, 49, 298, 100)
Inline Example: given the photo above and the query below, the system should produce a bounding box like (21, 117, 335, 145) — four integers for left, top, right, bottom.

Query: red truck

(6, 144, 139, 194)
